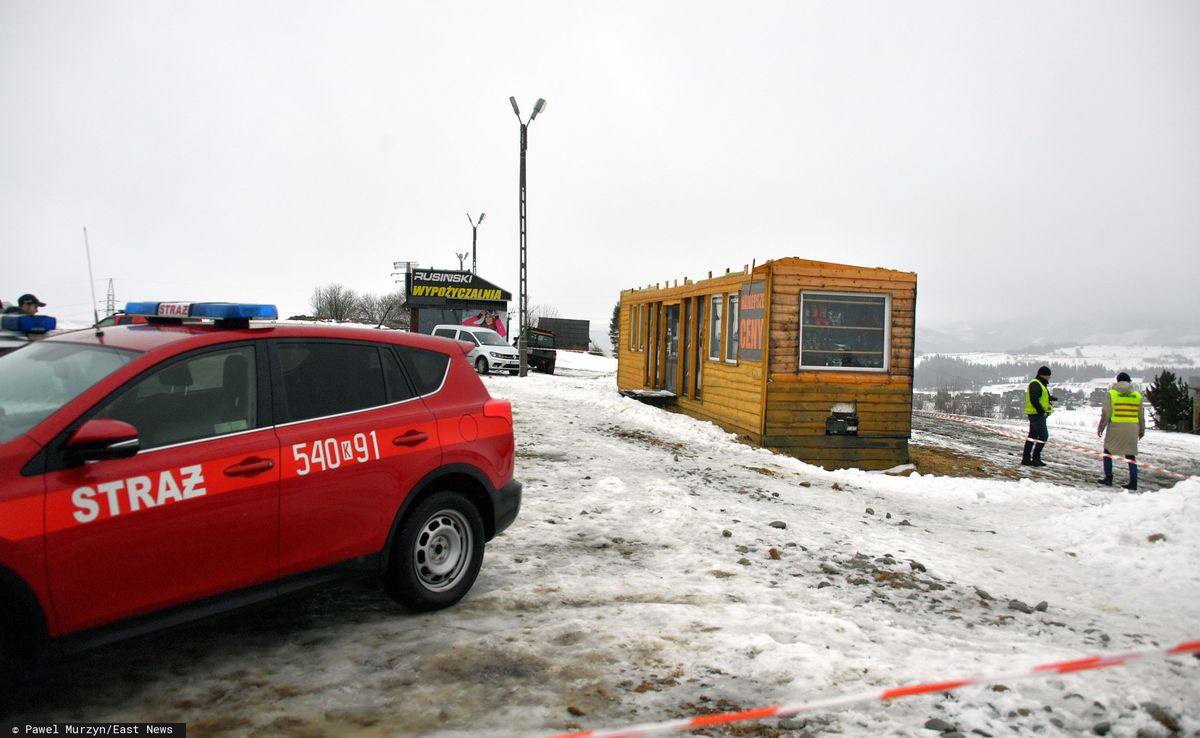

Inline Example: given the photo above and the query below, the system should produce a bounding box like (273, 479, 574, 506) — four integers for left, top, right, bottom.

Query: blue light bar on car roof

(1, 314, 57, 333)
(123, 302, 279, 320)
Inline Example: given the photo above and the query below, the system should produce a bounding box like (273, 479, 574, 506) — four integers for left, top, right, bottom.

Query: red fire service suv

(0, 301, 521, 673)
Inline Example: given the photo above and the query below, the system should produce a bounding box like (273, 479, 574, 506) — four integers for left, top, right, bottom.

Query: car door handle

(224, 457, 275, 477)
(393, 430, 428, 447)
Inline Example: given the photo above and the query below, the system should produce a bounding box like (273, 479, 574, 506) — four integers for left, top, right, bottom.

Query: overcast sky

(3, 1, 1198, 337)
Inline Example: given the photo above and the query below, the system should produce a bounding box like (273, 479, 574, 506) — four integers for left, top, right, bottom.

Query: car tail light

(483, 399, 512, 424)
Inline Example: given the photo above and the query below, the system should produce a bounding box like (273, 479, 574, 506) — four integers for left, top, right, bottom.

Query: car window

(277, 341, 387, 423)
(473, 330, 507, 347)
(394, 345, 449, 396)
(0, 342, 139, 444)
(432, 328, 457, 339)
(457, 331, 480, 345)
(93, 345, 257, 450)
(382, 347, 416, 402)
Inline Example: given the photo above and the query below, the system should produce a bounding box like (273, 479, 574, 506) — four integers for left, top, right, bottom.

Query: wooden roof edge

(619, 257, 915, 297)
(621, 269, 749, 296)
(764, 256, 916, 277)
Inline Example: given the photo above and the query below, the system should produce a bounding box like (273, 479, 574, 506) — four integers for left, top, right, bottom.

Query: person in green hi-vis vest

(1021, 366, 1057, 467)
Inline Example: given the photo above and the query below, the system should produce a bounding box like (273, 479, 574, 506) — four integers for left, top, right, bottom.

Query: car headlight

(490, 352, 506, 359)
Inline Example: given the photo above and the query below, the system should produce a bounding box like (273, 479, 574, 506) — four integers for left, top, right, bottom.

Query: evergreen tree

(1145, 370, 1193, 432)
(934, 389, 953, 413)
(609, 302, 621, 356)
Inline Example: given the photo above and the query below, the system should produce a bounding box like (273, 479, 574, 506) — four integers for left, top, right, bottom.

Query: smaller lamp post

(466, 212, 486, 274)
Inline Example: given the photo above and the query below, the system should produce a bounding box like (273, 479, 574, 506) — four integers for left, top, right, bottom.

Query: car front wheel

(475, 356, 489, 374)
(384, 491, 485, 611)
(0, 609, 31, 697)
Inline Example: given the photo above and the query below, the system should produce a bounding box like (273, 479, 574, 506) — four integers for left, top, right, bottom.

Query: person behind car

(4, 293, 46, 315)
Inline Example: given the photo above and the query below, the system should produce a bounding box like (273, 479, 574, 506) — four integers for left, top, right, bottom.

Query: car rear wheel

(384, 491, 485, 611)
(474, 356, 489, 374)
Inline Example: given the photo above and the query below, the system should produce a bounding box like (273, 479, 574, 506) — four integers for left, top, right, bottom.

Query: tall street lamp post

(466, 212, 485, 274)
(510, 95, 546, 377)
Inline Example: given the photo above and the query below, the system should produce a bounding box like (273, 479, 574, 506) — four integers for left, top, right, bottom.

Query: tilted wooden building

(617, 257, 917, 470)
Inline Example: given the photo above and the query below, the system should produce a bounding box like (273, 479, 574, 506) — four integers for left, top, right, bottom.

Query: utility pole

(104, 278, 116, 316)
(391, 260, 420, 331)
(455, 252, 469, 270)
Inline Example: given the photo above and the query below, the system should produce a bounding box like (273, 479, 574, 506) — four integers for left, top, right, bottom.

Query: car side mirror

(67, 419, 141, 465)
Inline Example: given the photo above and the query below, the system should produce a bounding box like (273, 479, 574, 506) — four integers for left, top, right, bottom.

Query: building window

(638, 304, 646, 352)
(629, 304, 638, 352)
(799, 292, 890, 371)
(681, 299, 691, 398)
(693, 296, 704, 397)
(708, 295, 723, 361)
(724, 293, 739, 364)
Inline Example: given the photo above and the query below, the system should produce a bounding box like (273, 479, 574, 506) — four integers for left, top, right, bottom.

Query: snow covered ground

(9, 351, 1199, 737)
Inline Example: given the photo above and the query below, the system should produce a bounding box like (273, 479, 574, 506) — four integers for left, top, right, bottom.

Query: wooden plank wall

(684, 359, 762, 439)
(616, 301, 647, 390)
(618, 272, 762, 439)
(764, 261, 916, 469)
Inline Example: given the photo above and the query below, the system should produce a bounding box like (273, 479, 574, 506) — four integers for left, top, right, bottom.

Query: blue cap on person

(18, 293, 46, 307)
(1116, 372, 1131, 383)
(1037, 366, 1051, 377)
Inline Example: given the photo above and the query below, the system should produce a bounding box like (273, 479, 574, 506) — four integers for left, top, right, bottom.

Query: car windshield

(474, 330, 508, 347)
(0, 341, 139, 443)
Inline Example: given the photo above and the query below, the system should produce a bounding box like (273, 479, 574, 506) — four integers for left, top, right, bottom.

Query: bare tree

(310, 283, 360, 322)
(527, 303, 560, 327)
(358, 290, 409, 329)
(308, 286, 325, 318)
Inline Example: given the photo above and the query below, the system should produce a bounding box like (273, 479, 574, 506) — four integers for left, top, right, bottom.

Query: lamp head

(530, 98, 547, 120)
(509, 96, 520, 117)
(479, 212, 486, 223)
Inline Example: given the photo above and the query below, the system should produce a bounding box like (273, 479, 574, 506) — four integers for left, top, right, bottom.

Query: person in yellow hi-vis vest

(1021, 366, 1056, 467)
(1097, 371, 1146, 491)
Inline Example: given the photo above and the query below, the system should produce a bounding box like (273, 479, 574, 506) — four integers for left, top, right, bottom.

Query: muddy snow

(8, 353, 1199, 738)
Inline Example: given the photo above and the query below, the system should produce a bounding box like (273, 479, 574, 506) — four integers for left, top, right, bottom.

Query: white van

(431, 324, 520, 375)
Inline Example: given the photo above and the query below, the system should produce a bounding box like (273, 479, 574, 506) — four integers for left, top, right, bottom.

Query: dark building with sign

(404, 269, 513, 338)
(537, 317, 590, 352)
(617, 257, 917, 470)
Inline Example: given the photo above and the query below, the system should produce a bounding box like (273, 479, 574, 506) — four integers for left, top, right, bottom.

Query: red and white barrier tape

(539, 640, 1200, 738)
(916, 410, 1195, 480)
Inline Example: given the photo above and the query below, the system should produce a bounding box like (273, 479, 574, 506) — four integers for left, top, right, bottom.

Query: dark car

(0, 301, 521, 673)
(516, 327, 556, 374)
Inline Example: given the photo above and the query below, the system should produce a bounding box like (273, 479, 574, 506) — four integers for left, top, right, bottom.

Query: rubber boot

(1020, 441, 1034, 466)
(1124, 461, 1138, 491)
(1099, 455, 1114, 485)
(1030, 446, 1046, 467)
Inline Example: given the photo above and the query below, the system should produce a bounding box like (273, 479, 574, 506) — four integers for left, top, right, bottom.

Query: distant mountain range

(917, 316, 1200, 355)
